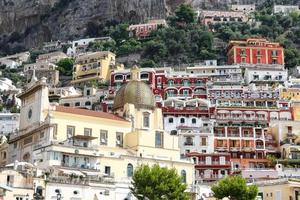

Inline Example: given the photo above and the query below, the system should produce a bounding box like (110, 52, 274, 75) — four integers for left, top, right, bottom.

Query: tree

(56, 58, 74, 76)
(211, 176, 258, 200)
(130, 164, 190, 200)
(170, 4, 196, 26)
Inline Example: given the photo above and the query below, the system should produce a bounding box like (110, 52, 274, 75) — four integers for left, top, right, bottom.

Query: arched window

(85, 101, 91, 106)
(181, 170, 186, 183)
(180, 118, 185, 123)
(143, 112, 150, 128)
(192, 118, 196, 124)
(127, 163, 133, 177)
(168, 118, 174, 123)
(75, 102, 80, 107)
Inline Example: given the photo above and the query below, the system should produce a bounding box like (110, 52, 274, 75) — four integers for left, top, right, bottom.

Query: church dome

(113, 80, 156, 111)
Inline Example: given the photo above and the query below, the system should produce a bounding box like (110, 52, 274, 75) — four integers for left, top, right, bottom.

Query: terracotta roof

(55, 106, 128, 122)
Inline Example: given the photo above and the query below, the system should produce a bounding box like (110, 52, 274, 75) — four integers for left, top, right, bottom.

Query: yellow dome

(113, 80, 156, 111)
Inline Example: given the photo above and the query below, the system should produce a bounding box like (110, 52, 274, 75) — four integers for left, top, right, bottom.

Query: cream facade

(6, 68, 194, 199)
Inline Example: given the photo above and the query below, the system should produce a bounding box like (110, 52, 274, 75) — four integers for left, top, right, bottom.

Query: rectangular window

(53, 152, 59, 160)
(143, 113, 150, 128)
(40, 132, 45, 139)
(100, 130, 108, 145)
(105, 166, 111, 175)
(14, 142, 17, 149)
(220, 156, 226, 165)
(67, 126, 75, 138)
(84, 128, 92, 136)
(24, 136, 33, 145)
(201, 137, 207, 146)
(53, 124, 58, 140)
(155, 131, 163, 148)
(116, 132, 123, 147)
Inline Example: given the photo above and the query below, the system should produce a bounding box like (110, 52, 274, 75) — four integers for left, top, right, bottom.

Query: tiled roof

(55, 106, 128, 122)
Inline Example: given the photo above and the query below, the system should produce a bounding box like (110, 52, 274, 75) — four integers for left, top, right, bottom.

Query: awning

(71, 135, 98, 140)
(59, 169, 85, 176)
(0, 184, 12, 191)
(81, 171, 105, 176)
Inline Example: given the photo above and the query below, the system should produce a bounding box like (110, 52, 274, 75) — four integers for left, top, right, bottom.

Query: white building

(67, 37, 112, 56)
(274, 5, 300, 15)
(24, 61, 57, 72)
(244, 67, 288, 85)
(36, 51, 68, 63)
(186, 64, 243, 84)
(231, 4, 256, 13)
(0, 78, 16, 91)
(58, 87, 108, 110)
(0, 113, 20, 135)
(0, 52, 30, 69)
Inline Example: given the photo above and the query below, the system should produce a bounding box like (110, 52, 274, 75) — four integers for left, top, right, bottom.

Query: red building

(188, 152, 231, 182)
(109, 67, 208, 104)
(227, 38, 284, 65)
(128, 19, 167, 38)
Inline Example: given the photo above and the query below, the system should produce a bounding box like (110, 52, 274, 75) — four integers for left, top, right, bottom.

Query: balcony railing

(230, 147, 241, 151)
(184, 142, 194, 146)
(228, 133, 240, 137)
(256, 145, 264, 149)
(242, 146, 255, 151)
(216, 146, 228, 151)
(197, 161, 231, 165)
(214, 133, 226, 137)
(243, 134, 254, 138)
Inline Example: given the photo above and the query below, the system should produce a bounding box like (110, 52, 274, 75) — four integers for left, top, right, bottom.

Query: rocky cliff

(0, 0, 278, 55)
(0, 0, 167, 54)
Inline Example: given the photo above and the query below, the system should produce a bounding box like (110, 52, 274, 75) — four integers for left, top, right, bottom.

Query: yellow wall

(280, 88, 300, 101)
(51, 109, 194, 185)
(292, 102, 300, 121)
(258, 182, 299, 200)
(72, 51, 115, 83)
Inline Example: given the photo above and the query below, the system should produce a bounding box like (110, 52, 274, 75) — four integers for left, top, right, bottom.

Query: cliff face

(0, 0, 275, 54)
(0, 0, 167, 54)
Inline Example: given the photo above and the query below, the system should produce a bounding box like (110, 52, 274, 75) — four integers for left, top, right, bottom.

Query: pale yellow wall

(281, 88, 300, 101)
(292, 102, 300, 121)
(52, 111, 131, 146)
(258, 183, 294, 200)
(72, 51, 115, 83)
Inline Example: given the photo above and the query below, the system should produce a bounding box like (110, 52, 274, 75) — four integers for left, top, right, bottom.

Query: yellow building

(6, 67, 194, 199)
(292, 101, 300, 121)
(280, 88, 300, 101)
(256, 178, 300, 200)
(71, 51, 116, 85)
(0, 165, 34, 200)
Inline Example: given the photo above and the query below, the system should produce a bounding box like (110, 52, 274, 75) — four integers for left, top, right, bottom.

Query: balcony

(242, 146, 255, 151)
(255, 134, 263, 139)
(214, 133, 226, 137)
(256, 145, 264, 150)
(197, 161, 231, 166)
(228, 133, 240, 137)
(216, 146, 228, 151)
(266, 146, 277, 151)
(230, 147, 241, 151)
(242, 133, 254, 138)
(184, 142, 194, 146)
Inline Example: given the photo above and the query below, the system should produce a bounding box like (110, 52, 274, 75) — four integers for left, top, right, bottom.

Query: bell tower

(18, 75, 50, 131)
(130, 65, 140, 81)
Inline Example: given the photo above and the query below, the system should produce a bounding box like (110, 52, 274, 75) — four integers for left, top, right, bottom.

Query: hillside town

(2, 2, 300, 200)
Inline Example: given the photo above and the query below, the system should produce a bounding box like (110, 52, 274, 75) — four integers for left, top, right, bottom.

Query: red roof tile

(55, 106, 128, 122)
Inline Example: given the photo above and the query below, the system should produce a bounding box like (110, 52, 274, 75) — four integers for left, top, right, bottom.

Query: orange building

(227, 38, 284, 65)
